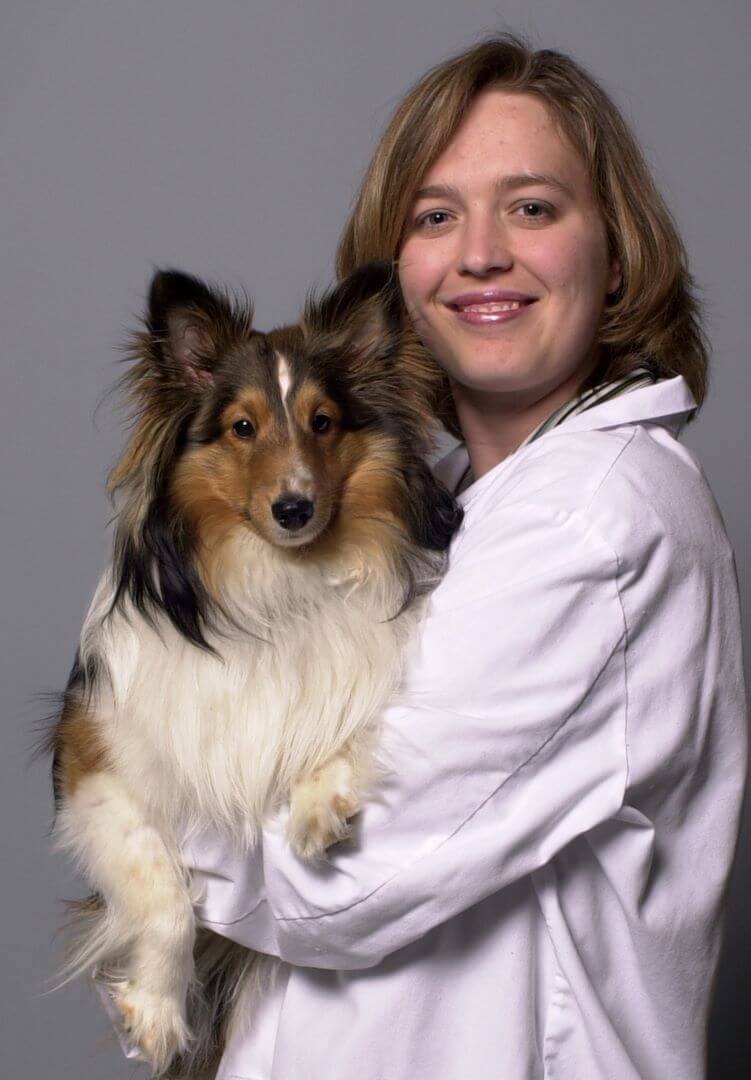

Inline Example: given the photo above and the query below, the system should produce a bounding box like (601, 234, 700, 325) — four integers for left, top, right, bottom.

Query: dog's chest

(101, 590, 409, 831)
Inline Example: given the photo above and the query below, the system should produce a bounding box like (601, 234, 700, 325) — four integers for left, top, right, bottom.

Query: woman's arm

(184, 499, 629, 969)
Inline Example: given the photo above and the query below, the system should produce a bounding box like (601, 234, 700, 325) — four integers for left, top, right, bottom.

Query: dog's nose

(271, 495, 315, 531)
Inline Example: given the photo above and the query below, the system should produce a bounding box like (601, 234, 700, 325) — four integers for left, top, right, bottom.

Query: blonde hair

(337, 33, 708, 407)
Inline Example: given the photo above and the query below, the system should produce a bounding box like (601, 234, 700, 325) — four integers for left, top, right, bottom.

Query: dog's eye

(311, 413, 332, 434)
(232, 418, 256, 439)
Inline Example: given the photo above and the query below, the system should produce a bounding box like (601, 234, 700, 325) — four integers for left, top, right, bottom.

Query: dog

(47, 261, 463, 1076)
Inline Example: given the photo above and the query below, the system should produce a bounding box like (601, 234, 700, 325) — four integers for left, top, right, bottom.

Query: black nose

(271, 495, 315, 531)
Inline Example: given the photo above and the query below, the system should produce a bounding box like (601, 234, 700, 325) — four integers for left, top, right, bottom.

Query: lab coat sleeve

(184, 499, 630, 969)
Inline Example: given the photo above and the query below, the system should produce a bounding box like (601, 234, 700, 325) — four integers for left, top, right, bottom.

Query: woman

(183, 36, 747, 1079)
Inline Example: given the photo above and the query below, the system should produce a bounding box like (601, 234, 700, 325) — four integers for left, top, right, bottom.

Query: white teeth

(460, 301, 522, 312)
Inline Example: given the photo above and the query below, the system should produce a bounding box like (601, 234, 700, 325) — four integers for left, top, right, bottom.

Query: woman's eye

(515, 201, 553, 222)
(311, 413, 332, 434)
(232, 418, 256, 439)
(416, 210, 452, 230)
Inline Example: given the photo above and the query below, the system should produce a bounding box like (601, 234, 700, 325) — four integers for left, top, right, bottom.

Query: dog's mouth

(269, 518, 326, 549)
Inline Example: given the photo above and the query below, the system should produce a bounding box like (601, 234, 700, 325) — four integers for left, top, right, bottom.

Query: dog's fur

(47, 262, 462, 1076)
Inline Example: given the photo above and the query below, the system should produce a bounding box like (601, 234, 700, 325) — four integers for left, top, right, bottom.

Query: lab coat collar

(540, 374, 697, 437)
(434, 376, 698, 499)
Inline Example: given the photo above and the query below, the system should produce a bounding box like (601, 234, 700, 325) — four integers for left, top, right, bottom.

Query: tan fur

(168, 382, 410, 611)
(288, 379, 342, 426)
(54, 694, 111, 797)
(312, 431, 407, 572)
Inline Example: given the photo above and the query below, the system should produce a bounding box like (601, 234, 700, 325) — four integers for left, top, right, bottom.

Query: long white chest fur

(80, 530, 418, 845)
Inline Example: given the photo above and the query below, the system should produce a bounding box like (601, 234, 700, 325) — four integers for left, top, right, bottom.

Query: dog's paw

(112, 981, 191, 1074)
(287, 755, 360, 861)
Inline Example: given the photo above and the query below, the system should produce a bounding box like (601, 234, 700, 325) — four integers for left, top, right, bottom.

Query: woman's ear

(606, 256, 622, 297)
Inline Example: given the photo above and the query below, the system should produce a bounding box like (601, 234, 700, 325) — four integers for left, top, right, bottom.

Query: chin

(44, 261, 463, 1077)
(447, 362, 536, 397)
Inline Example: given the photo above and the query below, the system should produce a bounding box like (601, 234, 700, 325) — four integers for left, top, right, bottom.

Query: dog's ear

(303, 261, 403, 382)
(305, 263, 463, 551)
(305, 261, 459, 435)
(145, 269, 251, 392)
(303, 261, 417, 425)
(304, 261, 464, 444)
(305, 260, 400, 339)
(107, 270, 253, 501)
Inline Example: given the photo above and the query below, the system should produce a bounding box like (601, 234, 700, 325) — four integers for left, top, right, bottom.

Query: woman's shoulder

(552, 422, 734, 575)
(584, 423, 734, 565)
(451, 420, 735, 583)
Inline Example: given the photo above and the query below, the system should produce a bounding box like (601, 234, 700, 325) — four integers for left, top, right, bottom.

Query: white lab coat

(183, 375, 748, 1080)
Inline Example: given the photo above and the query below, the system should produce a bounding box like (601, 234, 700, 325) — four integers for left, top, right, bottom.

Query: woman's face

(397, 90, 621, 403)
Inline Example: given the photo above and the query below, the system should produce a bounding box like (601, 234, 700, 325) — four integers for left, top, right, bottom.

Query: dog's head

(110, 262, 462, 644)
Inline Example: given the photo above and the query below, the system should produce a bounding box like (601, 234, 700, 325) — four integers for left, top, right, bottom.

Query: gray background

(2, 1, 749, 1076)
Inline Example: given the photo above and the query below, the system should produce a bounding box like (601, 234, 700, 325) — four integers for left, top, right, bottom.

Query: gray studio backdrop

(2, 2, 749, 1077)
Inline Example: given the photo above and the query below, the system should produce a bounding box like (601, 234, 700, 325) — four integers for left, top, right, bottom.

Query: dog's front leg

(287, 749, 364, 861)
(57, 770, 195, 1073)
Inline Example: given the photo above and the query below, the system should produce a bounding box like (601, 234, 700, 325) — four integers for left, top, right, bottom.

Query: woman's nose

(457, 218, 513, 276)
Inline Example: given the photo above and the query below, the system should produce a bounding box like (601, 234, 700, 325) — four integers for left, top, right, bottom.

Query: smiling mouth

(453, 300, 526, 313)
(447, 298, 536, 324)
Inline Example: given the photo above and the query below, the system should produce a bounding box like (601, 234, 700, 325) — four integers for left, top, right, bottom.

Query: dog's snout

(271, 495, 315, 531)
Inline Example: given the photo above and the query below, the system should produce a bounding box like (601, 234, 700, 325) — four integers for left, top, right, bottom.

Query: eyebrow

(412, 172, 576, 202)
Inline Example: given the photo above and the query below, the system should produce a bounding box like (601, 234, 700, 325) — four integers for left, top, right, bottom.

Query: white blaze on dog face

(274, 351, 314, 496)
(275, 352, 293, 418)
(170, 341, 352, 554)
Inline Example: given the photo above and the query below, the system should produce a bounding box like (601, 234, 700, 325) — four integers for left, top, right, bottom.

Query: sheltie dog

(48, 261, 462, 1077)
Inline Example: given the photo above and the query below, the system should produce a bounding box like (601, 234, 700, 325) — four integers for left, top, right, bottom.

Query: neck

(451, 358, 598, 481)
